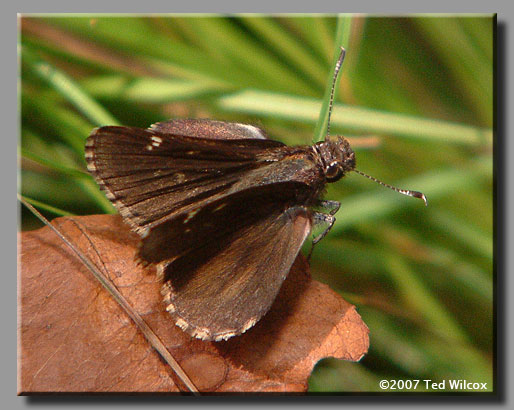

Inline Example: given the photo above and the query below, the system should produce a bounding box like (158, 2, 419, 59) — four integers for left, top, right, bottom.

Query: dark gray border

(9, 2, 511, 409)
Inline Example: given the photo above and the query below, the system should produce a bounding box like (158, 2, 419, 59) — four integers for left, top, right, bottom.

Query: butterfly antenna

(326, 47, 346, 140)
(354, 169, 428, 206)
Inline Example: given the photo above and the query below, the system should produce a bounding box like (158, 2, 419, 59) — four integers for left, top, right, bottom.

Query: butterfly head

(315, 136, 356, 183)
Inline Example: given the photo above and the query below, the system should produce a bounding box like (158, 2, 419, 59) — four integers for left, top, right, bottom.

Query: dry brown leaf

(18, 214, 369, 393)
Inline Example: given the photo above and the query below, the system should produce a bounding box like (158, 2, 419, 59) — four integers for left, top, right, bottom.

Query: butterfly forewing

(85, 123, 285, 235)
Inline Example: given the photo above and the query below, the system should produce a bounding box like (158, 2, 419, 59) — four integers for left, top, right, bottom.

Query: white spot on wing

(242, 318, 257, 333)
(175, 318, 188, 331)
(214, 331, 237, 342)
(151, 136, 162, 147)
(192, 328, 211, 340)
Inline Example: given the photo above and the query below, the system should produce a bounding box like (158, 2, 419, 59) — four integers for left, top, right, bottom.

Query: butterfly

(84, 49, 425, 342)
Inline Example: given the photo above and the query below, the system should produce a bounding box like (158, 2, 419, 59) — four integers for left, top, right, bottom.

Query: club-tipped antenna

(354, 169, 428, 206)
(326, 47, 346, 140)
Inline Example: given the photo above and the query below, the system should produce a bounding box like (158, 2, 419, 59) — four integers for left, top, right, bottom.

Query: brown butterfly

(85, 49, 426, 341)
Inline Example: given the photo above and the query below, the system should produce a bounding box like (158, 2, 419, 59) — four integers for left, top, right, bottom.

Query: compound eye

(325, 162, 343, 182)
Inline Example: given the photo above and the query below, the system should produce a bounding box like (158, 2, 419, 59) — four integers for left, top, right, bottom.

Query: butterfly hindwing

(160, 206, 312, 341)
(149, 119, 269, 140)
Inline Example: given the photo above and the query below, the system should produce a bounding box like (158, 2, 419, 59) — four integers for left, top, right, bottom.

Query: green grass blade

(239, 16, 327, 88)
(428, 245, 492, 301)
(384, 253, 469, 344)
(218, 90, 492, 145)
(21, 98, 93, 156)
(285, 16, 335, 66)
(414, 16, 493, 125)
(429, 209, 492, 259)
(19, 195, 73, 217)
(313, 14, 352, 143)
(22, 45, 119, 126)
(80, 75, 230, 103)
(21, 148, 89, 179)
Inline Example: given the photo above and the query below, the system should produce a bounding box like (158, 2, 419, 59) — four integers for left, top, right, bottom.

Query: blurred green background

(19, 15, 494, 393)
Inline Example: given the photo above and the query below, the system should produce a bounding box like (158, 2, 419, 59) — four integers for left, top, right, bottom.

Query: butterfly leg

(312, 212, 336, 244)
(307, 211, 337, 261)
(317, 199, 341, 216)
